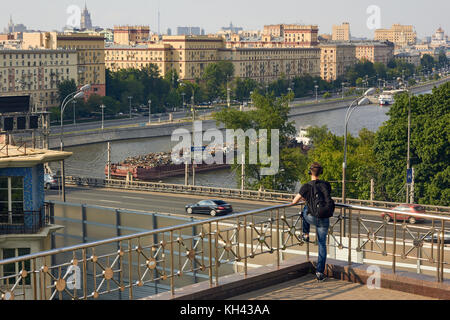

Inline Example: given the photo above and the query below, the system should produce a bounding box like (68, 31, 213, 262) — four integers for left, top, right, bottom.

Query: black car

(423, 231, 450, 244)
(185, 200, 233, 217)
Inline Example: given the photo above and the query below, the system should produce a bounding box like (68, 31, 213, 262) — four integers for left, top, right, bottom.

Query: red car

(381, 204, 426, 224)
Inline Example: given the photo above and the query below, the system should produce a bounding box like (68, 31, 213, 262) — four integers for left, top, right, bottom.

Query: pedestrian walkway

(230, 274, 436, 300)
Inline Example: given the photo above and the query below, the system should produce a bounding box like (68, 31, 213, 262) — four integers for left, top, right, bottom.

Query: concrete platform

(230, 274, 436, 300)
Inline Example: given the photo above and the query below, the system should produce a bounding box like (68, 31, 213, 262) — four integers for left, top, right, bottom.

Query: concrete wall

(49, 120, 224, 149)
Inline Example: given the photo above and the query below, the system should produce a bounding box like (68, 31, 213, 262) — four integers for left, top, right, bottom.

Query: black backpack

(308, 180, 335, 219)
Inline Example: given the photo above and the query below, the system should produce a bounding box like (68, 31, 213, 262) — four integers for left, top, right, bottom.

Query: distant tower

(7, 15, 14, 33)
(80, 2, 93, 30)
(158, 4, 161, 35)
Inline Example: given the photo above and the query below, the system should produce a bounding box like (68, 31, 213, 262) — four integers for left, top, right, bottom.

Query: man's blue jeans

(301, 206, 330, 274)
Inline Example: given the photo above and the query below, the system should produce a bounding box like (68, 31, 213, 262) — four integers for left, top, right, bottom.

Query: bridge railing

(0, 201, 449, 300)
(65, 175, 450, 215)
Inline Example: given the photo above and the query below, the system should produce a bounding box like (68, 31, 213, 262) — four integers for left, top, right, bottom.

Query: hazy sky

(2, 0, 449, 38)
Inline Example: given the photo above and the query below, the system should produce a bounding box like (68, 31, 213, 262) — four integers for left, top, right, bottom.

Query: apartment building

(355, 41, 394, 65)
(374, 24, 417, 47)
(332, 23, 351, 41)
(105, 35, 321, 83)
(22, 32, 106, 97)
(263, 24, 319, 47)
(226, 47, 320, 82)
(319, 43, 357, 81)
(113, 26, 150, 45)
(0, 49, 77, 109)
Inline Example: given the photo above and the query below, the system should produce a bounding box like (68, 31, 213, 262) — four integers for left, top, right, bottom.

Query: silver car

(44, 174, 58, 190)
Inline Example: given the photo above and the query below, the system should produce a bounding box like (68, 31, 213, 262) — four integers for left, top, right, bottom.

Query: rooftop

(0, 144, 72, 168)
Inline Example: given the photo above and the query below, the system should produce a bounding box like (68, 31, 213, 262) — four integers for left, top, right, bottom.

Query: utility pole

(107, 142, 111, 180)
(191, 93, 195, 186)
(410, 167, 415, 204)
(128, 96, 133, 119)
(72, 100, 76, 125)
(185, 148, 189, 186)
(406, 89, 411, 203)
(241, 151, 245, 191)
(148, 100, 152, 124)
(370, 178, 375, 203)
(227, 75, 231, 108)
(100, 104, 106, 130)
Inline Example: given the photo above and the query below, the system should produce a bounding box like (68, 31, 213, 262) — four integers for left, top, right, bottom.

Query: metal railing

(0, 206, 50, 235)
(0, 202, 449, 300)
(66, 175, 450, 215)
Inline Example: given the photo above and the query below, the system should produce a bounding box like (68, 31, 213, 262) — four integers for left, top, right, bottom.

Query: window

(0, 177, 24, 224)
(1, 248, 31, 285)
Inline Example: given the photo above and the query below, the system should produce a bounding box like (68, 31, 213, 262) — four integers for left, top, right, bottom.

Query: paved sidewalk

(230, 274, 437, 300)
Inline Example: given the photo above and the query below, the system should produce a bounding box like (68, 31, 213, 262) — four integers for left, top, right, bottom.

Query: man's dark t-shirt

(299, 180, 332, 216)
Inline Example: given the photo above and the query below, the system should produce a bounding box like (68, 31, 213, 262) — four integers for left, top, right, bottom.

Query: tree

(201, 61, 235, 101)
(374, 82, 450, 205)
(214, 91, 298, 190)
(57, 79, 77, 104)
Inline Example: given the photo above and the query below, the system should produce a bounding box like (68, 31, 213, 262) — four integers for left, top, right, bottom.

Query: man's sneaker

(301, 234, 310, 243)
(316, 272, 326, 282)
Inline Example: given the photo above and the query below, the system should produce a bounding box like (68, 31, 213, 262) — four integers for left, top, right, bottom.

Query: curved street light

(59, 84, 90, 202)
(342, 87, 375, 192)
(341, 87, 375, 233)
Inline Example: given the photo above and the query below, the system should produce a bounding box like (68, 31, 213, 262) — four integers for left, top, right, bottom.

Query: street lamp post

(191, 92, 196, 186)
(72, 100, 76, 125)
(342, 88, 376, 235)
(148, 100, 151, 124)
(181, 92, 186, 111)
(100, 104, 106, 130)
(60, 84, 91, 202)
(128, 96, 133, 119)
(314, 85, 319, 103)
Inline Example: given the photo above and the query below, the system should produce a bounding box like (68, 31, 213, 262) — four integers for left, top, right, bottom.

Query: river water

(55, 102, 394, 189)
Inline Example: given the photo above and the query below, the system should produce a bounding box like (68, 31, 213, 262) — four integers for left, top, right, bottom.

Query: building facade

(319, 43, 357, 81)
(113, 26, 150, 45)
(374, 24, 417, 47)
(105, 35, 321, 83)
(22, 32, 106, 97)
(394, 51, 421, 66)
(0, 49, 78, 109)
(263, 24, 319, 47)
(355, 41, 394, 65)
(332, 23, 351, 41)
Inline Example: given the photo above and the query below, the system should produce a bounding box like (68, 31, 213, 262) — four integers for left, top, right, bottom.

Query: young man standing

(291, 162, 334, 282)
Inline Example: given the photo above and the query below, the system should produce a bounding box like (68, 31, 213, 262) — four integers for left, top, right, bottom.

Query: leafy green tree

(57, 79, 78, 104)
(201, 61, 235, 101)
(420, 54, 435, 71)
(214, 91, 298, 190)
(234, 77, 259, 102)
(374, 82, 450, 205)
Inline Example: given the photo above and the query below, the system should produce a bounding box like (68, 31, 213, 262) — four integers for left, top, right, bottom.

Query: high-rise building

(3, 15, 27, 34)
(80, 3, 93, 30)
(332, 23, 351, 41)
